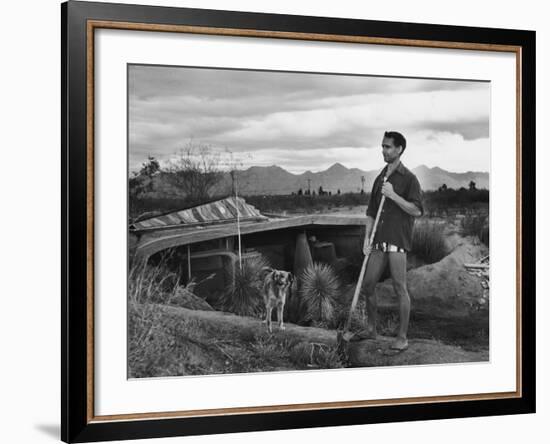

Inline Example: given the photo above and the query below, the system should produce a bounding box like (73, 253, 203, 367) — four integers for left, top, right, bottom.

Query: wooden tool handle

(343, 186, 387, 333)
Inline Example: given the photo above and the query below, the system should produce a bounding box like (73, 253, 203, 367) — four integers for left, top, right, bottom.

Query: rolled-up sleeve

(407, 176, 424, 216)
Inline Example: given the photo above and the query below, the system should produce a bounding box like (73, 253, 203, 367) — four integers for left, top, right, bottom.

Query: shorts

(372, 241, 406, 253)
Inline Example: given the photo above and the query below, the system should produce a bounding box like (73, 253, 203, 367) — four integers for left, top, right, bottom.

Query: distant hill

(143, 163, 489, 199)
(215, 163, 489, 195)
(412, 165, 489, 191)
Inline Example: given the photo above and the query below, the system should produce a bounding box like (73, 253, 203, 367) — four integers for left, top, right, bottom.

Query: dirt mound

(156, 305, 488, 370)
(159, 304, 336, 345)
(375, 236, 488, 310)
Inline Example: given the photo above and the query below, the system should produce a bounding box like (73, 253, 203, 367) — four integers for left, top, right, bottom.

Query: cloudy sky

(129, 64, 490, 174)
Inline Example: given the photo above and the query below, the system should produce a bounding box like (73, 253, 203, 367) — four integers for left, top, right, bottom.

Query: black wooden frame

(61, 1, 536, 442)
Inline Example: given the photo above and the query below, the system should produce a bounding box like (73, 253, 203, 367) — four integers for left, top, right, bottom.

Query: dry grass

(461, 215, 489, 246)
(412, 219, 449, 264)
(128, 261, 190, 377)
(289, 342, 344, 369)
(127, 259, 345, 377)
(128, 259, 180, 305)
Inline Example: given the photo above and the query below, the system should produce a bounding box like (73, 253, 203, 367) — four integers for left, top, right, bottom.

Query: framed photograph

(61, 1, 535, 442)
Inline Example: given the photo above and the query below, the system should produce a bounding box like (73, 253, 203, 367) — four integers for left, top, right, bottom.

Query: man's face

(381, 136, 403, 163)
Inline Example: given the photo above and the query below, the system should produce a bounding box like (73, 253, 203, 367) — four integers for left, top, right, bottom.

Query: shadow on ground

(34, 424, 59, 440)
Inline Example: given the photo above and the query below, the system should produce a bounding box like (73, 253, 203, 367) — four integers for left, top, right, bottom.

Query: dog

(260, 267, 293, 333)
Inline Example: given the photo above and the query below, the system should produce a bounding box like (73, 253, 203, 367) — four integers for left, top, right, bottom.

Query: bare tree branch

(166, 140, 224, 205)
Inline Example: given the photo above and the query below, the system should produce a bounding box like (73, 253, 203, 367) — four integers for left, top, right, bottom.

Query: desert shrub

(128, 302, 175, 378)
(461, 215, 489, 246)
(299, 262, 341, 327)
(250, 334, 288, 363)
(289, 342, 313, 367)
(479, 225, 489, 247)
(411, 220, 448, 264)
(315, 346, 345, 369)
(128, 259, 180, 305)
(219, 255, 271, 317)
(127, 260, 217, 377)
(289, 342, 344, 369)
(422, 188, 489, 217)
(244, 192, 370, 214)
(128, 262, 180, 377)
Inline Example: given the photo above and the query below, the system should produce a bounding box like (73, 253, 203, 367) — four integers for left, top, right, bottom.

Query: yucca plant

(299, 262, 341, 327)
(220, 255, 270, 317)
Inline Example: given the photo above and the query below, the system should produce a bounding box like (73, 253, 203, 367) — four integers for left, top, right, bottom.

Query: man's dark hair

(384, 131, 407, 154)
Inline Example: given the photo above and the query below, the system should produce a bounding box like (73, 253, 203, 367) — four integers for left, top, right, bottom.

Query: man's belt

(373, 242, 406, 253)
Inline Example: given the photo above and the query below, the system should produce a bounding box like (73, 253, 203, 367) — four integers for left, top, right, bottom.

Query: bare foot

(390, 337, 409, 351)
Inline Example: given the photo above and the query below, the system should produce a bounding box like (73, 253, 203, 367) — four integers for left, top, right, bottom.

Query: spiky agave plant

(220, 255, 271, 317)
(299, 262, 340, 327)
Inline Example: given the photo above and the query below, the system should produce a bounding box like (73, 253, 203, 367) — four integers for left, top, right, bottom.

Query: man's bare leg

(388, 252, 410, 350)
(360, 250, 388, 339)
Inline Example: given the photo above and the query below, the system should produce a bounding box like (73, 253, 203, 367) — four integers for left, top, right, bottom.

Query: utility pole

(361, 175, 365, 194)
(229, 169, 236, 194)
(230, 169, 242, 270)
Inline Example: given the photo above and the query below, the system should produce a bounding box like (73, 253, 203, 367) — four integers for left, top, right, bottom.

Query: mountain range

(217, 163, 489, 195)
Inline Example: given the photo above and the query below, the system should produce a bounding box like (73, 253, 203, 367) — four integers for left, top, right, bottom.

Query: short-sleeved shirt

(366, 161, 424, 252)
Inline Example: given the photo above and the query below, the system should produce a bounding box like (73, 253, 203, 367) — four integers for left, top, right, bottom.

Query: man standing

(354, 131, 423, 351)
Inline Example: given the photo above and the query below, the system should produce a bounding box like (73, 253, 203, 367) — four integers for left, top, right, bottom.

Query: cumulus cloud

(129, 65, 490, 173)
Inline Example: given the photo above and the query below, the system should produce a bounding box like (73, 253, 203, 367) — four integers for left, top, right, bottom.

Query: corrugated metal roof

(131, 196, 267, 231)
(133, 214, 366, 259)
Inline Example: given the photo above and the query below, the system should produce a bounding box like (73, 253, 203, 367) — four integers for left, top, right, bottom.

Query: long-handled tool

(340, 177, 388, 345)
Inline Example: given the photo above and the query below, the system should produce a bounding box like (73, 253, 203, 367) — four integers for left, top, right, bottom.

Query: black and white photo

(128, 65, 491, 378)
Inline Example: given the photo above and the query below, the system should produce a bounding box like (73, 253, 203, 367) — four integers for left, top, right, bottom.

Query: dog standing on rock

(260, 267, 293, 333)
